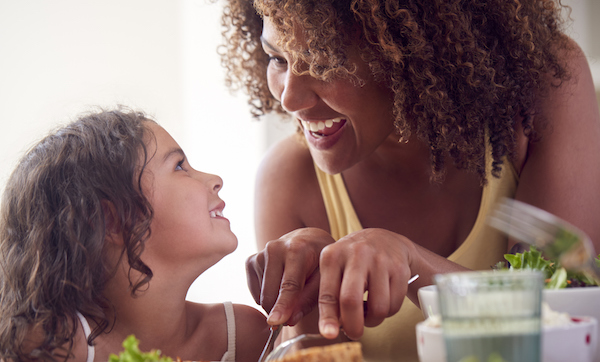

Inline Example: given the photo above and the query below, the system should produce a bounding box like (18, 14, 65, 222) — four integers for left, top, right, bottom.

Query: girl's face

(261, 16, 396, 174)
(140, 123, 237, 272)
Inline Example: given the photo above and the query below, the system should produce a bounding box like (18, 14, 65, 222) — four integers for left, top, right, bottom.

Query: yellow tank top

(313, 155, 518, 362)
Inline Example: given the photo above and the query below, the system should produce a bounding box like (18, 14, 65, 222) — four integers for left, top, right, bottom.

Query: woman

(221, 1, 600, 360)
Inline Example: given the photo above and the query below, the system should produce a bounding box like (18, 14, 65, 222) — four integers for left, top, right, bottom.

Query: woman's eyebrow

(260, 36, 279, 52)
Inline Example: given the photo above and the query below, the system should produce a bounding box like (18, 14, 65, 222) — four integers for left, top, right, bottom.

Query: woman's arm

(249, 135, 335, 325)
(513, 40, 600, 253)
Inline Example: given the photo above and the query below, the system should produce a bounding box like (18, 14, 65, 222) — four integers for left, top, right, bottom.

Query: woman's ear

(101, 200, 123, 246)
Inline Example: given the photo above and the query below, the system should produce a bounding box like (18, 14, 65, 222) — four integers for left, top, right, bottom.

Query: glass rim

(434, 269, 545, 285)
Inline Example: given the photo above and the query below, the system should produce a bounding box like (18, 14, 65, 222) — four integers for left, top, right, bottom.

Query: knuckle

(285, 239, 309, 256)
(339, 293, 363, 310)
(320, 244, 341, 263)
(318, 292, 339, 306)
(264, 239, 285, 254)
(367, 302, 389, 319)
(347, 239, 374, 256)
(279, 279, 302, 293)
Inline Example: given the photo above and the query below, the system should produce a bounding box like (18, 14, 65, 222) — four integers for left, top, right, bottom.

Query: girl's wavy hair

(0, 108, 157, 361)
(220, 0, 574, 182)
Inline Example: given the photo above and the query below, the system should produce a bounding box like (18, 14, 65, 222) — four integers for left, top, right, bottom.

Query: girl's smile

(141, 123, 237, 271)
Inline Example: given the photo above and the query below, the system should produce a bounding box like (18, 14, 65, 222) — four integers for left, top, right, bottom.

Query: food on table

(108, 335, 208, 362)
(271, 341, 363, 362)
(495, 247, 600, 289)
(422, 303, 578, 329)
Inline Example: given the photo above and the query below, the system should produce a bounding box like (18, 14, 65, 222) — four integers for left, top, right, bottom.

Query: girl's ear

(101, 200, 123, 245)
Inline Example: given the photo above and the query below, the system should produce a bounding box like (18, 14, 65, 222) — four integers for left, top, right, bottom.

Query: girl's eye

(175, 160, 185, 171)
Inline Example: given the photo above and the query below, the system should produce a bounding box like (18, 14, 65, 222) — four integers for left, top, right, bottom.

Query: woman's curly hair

(220, 0, 574, 181)
(0, 109, 157, 361)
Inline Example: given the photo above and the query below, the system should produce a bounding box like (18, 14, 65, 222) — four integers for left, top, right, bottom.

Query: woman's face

(261, 16, 396, 174)
(140, 122, 237, 273)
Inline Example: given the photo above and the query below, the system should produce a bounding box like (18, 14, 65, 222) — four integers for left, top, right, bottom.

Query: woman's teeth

(209, 210, 224, 218)
(301, 117, 343, 133)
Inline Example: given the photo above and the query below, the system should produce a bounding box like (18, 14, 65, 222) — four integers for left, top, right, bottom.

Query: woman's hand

(246, 227, 336, 326)
(317, 228, 416, 340)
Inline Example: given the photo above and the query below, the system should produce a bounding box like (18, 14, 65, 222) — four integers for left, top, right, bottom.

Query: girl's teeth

(210, 210, 223, 218)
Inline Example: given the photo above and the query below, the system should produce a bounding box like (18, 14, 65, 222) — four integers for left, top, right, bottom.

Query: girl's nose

(280, 70, 319, 113)
(199, 172, 223, 193)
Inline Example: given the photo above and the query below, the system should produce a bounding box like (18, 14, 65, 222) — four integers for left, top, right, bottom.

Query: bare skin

(247, 14, 600, 343)
(66, 123, 270, 362)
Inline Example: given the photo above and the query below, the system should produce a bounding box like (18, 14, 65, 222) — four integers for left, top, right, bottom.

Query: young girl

(0, 109, 269, 361)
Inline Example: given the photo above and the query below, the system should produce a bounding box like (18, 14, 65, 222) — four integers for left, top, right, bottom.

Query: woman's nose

(280, 70, 319, 113)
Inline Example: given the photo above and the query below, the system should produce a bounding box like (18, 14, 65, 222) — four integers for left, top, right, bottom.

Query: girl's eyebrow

(163, 148, 185, 162)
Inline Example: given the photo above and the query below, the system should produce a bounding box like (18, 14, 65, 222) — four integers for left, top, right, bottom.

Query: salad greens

(108, 335, 173, 362)
(496, 247, 600, 289)
(459, 352, 508, 362)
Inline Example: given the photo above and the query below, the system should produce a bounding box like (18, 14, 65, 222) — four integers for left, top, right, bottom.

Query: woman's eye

(175, 160, 185, 171)
(268, 55, 287, 66)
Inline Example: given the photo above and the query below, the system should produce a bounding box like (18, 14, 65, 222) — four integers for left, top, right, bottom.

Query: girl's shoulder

(17, 315, 90, 362)
(188, 302, 269, 362)
(231, 304, 269, 362)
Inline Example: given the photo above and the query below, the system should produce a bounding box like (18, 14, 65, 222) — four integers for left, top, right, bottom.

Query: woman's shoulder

(257, 133, 314, 185)
(254, 133, 328, 242)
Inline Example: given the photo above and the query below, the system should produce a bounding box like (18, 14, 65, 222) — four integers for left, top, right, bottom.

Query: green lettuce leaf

(501, 247, 600, 288)
(108, 335, 173, 362)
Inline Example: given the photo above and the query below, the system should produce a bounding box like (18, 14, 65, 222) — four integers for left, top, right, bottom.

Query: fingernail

(322, 323, 338, 338)
(268, 310, 282, 324)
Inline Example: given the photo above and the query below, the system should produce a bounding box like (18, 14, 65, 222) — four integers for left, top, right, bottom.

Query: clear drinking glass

(434, 270, 544, 362)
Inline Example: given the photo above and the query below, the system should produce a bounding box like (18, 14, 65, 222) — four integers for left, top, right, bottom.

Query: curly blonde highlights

(220, 0, 574, 181)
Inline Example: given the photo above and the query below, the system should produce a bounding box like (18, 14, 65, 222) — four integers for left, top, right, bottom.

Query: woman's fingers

(248, 228, 336, 325)
(317, 229, 413, 339)
(317, 248, 343, 339)
(338, 262, 368, 340)
(260, 241, 286, 313)
(245, 253, 265, 306)
(362, 260, 390, 328)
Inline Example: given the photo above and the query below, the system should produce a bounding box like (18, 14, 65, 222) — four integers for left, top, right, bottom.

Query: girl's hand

(246, 227, 336, 326)
(317, 228, 416, 340)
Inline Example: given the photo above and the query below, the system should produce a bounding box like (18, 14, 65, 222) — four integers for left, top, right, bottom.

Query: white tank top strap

(76, 312, 95, 362)
(220, 301, 236, 362)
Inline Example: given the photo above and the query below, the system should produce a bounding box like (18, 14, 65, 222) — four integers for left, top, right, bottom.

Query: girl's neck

(101, 260, 194, 343)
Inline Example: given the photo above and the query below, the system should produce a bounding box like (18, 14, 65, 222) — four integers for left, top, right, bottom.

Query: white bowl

(416, 316, 597, 362)
(417, 285, 600, 362)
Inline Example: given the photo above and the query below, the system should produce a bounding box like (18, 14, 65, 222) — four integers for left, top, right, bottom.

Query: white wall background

(0, 0, 295, 310)
(0, 0, 597, 311)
